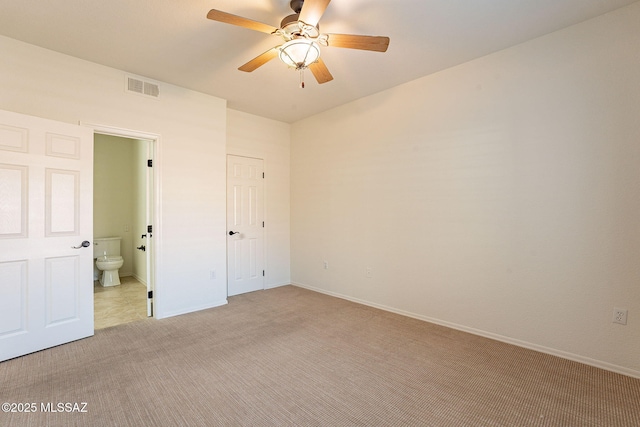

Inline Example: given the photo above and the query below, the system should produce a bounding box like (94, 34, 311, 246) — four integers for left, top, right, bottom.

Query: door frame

(82, 122, 161, 317)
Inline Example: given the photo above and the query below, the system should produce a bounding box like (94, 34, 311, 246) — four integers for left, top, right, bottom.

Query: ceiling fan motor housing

(280, 14, 320, 39)
(290, 0, 304, 14)
(280, 13, 300, 30)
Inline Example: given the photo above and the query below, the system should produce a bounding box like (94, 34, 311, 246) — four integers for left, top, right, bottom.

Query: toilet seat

(97, 255, 123, 263)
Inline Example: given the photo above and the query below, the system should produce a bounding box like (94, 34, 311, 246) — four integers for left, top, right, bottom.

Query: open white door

(227, 155, 264, 296)
(0, 109, 93, 362)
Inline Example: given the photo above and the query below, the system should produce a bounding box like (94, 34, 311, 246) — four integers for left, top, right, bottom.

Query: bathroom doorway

(92, 131, 155, 329)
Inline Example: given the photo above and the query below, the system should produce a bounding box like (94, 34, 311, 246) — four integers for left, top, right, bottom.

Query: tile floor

(94, 276, 148, 329)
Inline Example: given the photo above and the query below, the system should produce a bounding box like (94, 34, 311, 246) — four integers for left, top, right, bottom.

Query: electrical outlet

(613, 308, 628, 325)
(365, 267, 372, 278)
(209, 270, 216, 280)
(323, 261, 329, 270)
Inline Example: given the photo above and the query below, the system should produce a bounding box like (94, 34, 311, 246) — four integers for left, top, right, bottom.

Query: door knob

(72, 240, 91, 249)
(229, 231, 239, 236)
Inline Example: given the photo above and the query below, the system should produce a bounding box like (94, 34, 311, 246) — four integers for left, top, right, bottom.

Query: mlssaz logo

(41, 402, 88, 413)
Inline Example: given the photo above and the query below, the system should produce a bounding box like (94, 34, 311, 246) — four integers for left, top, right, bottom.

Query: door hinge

(262, 172, 264, 179)
(148, 290, 153, 299)
(263, 270, 265, 277)
(147, 225, 152, 233)
(262, 221, 264, 228)
(147, 159, 152, 167)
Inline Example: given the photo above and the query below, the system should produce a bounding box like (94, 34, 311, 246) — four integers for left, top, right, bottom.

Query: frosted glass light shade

(279, 39, 320, 69)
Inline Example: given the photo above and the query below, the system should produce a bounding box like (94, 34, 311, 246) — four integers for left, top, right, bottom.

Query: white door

(0, 109, 93, 362)
(227, 155, 264, 296)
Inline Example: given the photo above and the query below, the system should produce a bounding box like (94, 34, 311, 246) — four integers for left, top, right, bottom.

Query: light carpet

(1, 285, 638, 426)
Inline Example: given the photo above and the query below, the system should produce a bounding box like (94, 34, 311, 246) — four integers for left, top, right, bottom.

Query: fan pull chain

(299, 68, 305, 89)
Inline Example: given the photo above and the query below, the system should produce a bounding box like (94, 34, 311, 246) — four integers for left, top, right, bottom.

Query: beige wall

(131, 138, 148, 284)
(291, 4, 640, 376)
(93, 134, 135, 277)
(93, 134, 147, 281)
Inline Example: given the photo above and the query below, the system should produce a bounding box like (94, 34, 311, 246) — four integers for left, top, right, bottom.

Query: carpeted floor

(1, 285, 639, 426)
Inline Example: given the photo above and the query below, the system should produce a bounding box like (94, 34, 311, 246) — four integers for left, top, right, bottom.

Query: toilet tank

(93, 237, 122, 258)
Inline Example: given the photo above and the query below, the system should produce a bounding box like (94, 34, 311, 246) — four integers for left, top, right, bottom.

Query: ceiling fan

(207, 0, 390, 87)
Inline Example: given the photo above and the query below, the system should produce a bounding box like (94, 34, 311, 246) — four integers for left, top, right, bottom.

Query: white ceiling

(0, 0, 637, 123)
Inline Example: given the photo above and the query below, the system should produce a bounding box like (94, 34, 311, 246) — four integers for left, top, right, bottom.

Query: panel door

(227, 155, 264, 296)
(0, 109, 93, 362)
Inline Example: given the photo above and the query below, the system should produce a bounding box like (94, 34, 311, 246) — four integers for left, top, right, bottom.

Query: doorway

(93, 132, 155, 328)
(227, 155, 265, 296)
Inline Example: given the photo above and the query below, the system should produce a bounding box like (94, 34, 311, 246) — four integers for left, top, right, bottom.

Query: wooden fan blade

(326, 34, 390, 52)
(238, 47, 280, 72)
(207, 9, 278, 34)
(308, 58, 334, 84)
(299, 0, 331, 27)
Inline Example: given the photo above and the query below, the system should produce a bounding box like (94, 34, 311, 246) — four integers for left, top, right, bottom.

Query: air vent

(143, 82, 159, 97)
(125, 75, 160, 99)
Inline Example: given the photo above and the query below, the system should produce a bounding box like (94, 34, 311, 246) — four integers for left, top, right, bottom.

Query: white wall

(226, 109, 291, 288)
(291, 3, 640, 377)
(1, 35, 228, 318)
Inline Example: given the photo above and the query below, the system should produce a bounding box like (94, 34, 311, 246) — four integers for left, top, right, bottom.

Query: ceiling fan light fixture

(279, 39, 320, 69)
(207, 0, 389, 86)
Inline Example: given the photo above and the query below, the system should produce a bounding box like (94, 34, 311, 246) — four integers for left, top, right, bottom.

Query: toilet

(94, 237, 124, 287)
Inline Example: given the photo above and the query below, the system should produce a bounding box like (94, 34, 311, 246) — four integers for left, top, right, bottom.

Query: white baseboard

(292, 282, 640, 379)
(131, 273, 147, 286)
(265, 282, 290, 290)
(156, 299, 228, 320)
